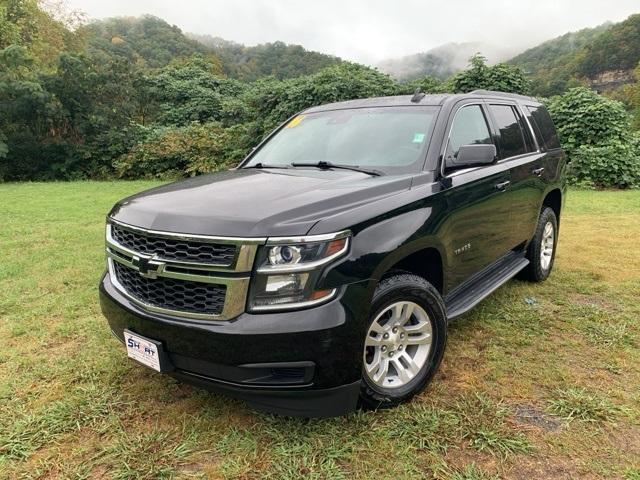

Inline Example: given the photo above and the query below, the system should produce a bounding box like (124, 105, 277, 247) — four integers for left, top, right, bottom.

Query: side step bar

(445, 251, 529, 320)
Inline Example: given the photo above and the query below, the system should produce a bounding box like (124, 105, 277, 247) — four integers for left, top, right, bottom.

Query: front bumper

(99, 272, 369, 417)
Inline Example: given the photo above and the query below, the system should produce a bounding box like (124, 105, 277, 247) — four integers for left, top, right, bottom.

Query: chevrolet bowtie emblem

(131, 255, 164, 279)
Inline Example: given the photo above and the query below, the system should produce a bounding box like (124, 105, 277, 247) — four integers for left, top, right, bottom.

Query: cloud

(66, 0, 640, 64)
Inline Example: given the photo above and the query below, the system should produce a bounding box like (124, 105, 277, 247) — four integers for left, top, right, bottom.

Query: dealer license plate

(124, 330, 161, 372)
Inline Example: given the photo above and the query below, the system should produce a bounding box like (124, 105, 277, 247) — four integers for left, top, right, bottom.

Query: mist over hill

(376, 42, 519, 81)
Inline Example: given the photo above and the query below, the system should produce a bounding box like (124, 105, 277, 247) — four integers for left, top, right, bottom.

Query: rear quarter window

(488, 104, 528, 159)
(525, 105, 561, 150)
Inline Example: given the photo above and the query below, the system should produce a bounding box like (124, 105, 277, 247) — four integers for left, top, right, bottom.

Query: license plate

(124, 330, 162, 372)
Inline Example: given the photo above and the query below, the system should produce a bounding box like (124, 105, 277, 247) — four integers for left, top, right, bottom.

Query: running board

(445, 251, 529, 320)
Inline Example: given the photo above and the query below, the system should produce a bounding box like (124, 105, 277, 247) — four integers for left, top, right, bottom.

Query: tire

(520, 206, 558, 282)
(360, 274, 447, 410)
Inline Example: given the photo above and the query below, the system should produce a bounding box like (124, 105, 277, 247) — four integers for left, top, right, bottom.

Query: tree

(449, 54, 531, 94)
(146, 55, 245, 127)
(245, 63, 398, 139)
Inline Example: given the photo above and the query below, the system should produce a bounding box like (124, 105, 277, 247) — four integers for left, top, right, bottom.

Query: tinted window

(447, 105, 492, 158)
(489, 104, 527, 159)
(246, 106, 439, 174)
(526, 105, 561, 150)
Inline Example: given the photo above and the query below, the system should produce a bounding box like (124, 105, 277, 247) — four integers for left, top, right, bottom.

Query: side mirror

(446, 144, 497, 170)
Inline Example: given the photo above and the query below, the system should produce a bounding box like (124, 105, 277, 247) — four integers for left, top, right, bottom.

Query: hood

(109, 168, 413, 237)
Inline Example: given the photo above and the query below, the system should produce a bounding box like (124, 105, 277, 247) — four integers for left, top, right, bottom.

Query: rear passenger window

(489, 104, 527, 159)
(526, 105, 561, 150)
(447, 105, 493, 158)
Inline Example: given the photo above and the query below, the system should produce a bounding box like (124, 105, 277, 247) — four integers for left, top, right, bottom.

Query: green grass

(547, 387, 628, 424)
(1, 183, 639, 479)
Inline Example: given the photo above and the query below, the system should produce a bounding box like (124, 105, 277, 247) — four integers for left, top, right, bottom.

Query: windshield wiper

(290, 161, 382, 177)
(242, 162, 290, 170)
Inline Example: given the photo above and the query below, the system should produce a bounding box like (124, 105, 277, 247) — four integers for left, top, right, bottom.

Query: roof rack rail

(469, 89, 537, 101)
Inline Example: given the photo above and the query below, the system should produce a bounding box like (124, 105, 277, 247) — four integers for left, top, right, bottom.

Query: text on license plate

(124, 331, 161, 372)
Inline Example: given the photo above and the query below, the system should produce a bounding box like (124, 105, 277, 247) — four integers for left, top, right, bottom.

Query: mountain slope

(188, 34, 343, 81)
(81, 15, 212, 68)
(509, 22, 611, 77)
(510, 14, 640, 95)
(576, 13, 640, 76)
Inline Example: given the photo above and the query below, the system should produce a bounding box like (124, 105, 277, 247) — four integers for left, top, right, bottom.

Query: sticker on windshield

(286, 115, 306, 128)
(413, 133, 426, 143)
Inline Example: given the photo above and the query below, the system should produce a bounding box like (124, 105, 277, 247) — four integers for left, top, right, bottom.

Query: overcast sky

(65, 0, 640, 64)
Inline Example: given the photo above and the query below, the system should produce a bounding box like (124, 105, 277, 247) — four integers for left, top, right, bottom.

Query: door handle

(532, 167, 545, 176)
(494, 181, 510, 191)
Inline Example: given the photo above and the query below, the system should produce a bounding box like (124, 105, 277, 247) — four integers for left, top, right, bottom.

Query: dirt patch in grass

(514, 404, 563, 432)
(570, 293, 620, 312)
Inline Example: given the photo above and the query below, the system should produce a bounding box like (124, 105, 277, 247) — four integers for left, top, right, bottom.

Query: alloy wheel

(540, 221, 554, 270)
(363, 301, 433, 389)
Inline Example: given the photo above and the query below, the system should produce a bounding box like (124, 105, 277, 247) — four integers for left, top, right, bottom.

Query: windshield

(244, 106, 439, 174)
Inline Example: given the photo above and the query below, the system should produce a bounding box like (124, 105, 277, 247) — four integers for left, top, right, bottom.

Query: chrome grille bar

(105, 218, 266, 321)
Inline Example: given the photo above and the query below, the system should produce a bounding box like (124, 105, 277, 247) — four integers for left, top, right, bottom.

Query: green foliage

(397, 75, 447, 95)
(81, 15, 214, 69)
(114, 122, 248, 179)
(0, 131, 8, 159)
(546, 87, 640, 188)
(511, 14, 640, 96)
(449, 55, 531, 95)
(570, 137, 640, 189)
(577, 14, 640, 76)
(546, 87, 630, 151)
(0, 2, 638, 187)
(146, 56, 246, 126)
(190, 36, 342, 82)
(509, 23, 611, 96)
(245, 63, 398, 138)
(605, 63, 640, 130)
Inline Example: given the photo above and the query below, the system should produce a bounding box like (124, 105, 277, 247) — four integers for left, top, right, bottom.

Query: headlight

(248, 231, 351, 311)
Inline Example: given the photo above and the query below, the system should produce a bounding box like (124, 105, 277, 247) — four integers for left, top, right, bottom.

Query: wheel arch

(542, 188, 562, 227)
(373, 244, 445, 295)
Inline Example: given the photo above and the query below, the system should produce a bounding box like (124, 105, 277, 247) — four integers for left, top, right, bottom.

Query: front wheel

(360, 274, 447, 410)
(520, 206, 558, 282)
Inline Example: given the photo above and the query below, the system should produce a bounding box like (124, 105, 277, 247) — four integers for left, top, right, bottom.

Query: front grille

(113, 262, 226, 315)
(111, 224, 237, 266)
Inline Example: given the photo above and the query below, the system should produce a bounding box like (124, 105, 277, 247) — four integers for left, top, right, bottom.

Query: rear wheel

(520, 207, 558, 282)
(360, 274, 447, 409)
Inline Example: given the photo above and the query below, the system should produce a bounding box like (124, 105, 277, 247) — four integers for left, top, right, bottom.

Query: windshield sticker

(286, 115, 306, 128)
(413, 133, 426, 143)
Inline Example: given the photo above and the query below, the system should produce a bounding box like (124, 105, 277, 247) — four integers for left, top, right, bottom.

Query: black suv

(100, 90, 566, 417)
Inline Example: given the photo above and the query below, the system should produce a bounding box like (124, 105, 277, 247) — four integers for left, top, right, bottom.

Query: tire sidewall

(530, 207, 558, 281)
(361, 275, 447, 406)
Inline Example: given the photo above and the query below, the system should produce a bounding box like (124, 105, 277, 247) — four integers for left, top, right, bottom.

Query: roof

(304, 90, 540, 113)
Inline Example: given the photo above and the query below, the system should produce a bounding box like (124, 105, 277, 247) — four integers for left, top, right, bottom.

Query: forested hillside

(81, 16, 214, 69)
(510, 14, 640, 96)
(509, 23, 611, 96)
(188, 34, 343, 81)
(0, 0, 639, 188)
(577, 14, 640, 76)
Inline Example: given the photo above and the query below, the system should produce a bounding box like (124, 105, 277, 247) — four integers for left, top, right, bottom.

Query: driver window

(447, 105, 493, 158)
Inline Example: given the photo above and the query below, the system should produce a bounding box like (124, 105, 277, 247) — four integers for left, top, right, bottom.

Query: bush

(547, 87, 640, 188)
(570, 137, 640, 188)
(114, 122, 250, 179)
(546, 87, 630, 153)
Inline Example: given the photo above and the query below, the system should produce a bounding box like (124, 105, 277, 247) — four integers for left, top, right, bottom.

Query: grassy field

(0, 182, 639, 479)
